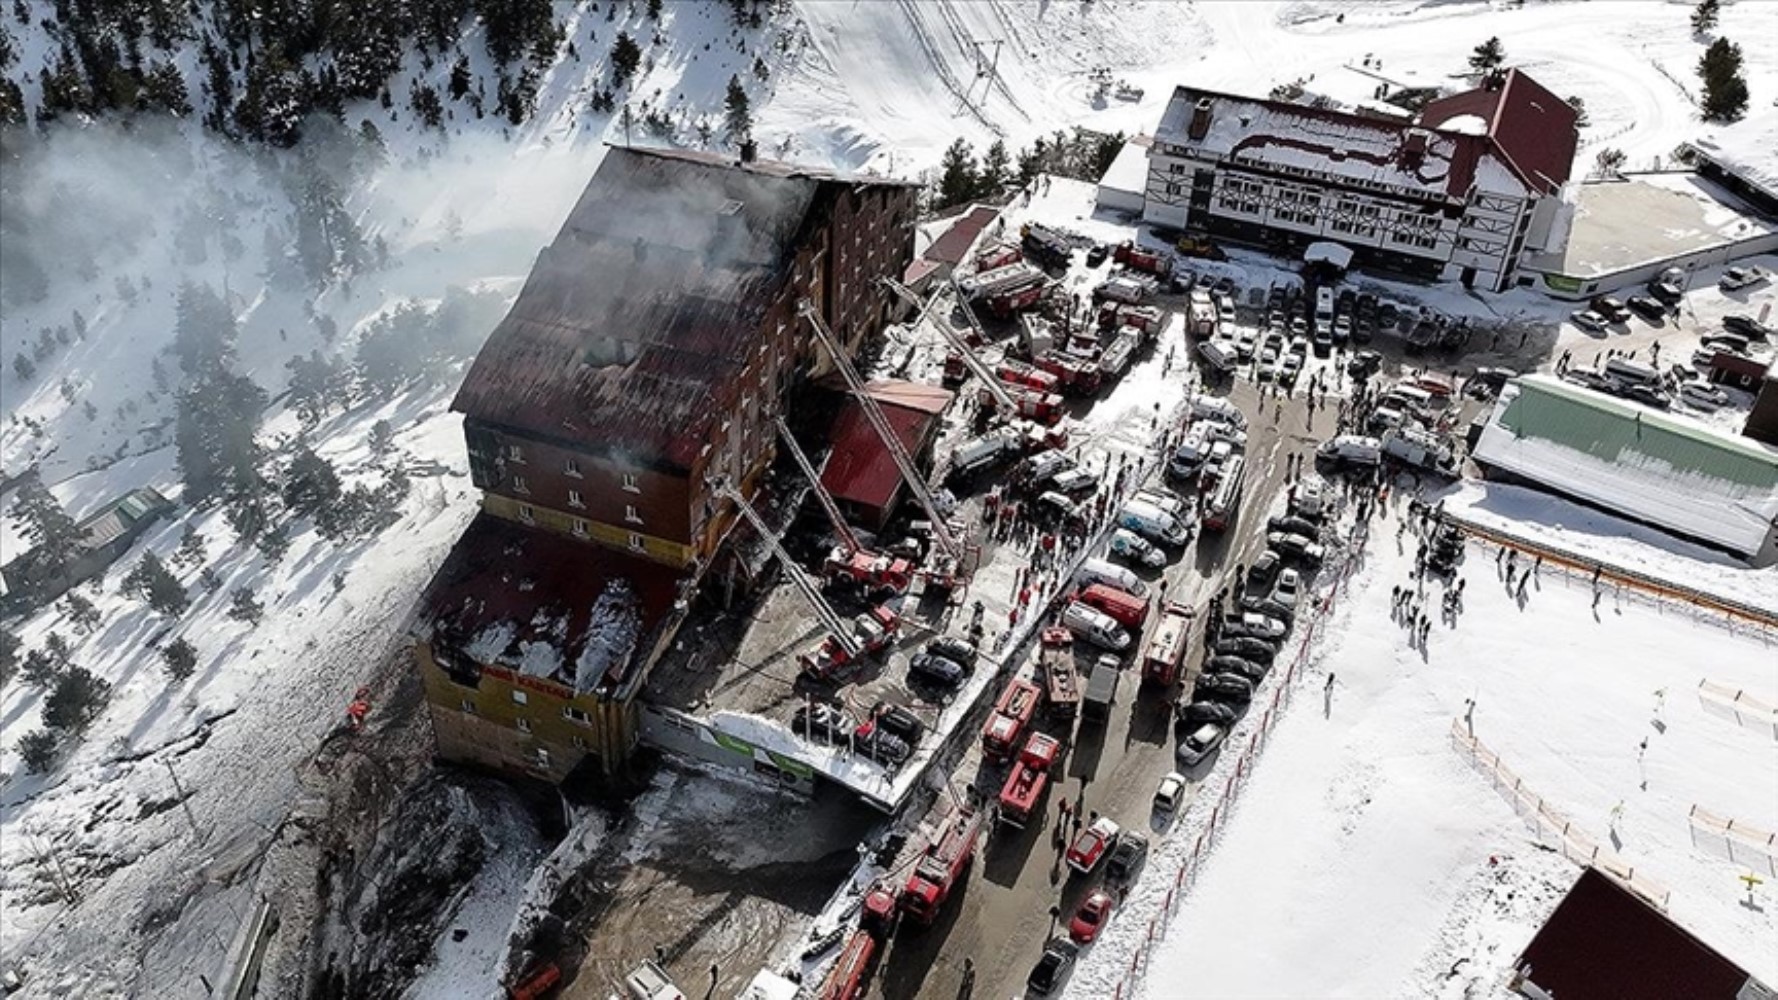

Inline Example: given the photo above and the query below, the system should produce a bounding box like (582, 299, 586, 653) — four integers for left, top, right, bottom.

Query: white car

(1680, 382, 1729, 411)
(1570, 309, 1608, 332)
(1109, 528, 1167, 568)
(1271, 568, 1302, 610)
(1154, 772, 1187, 814)
(1718, 266, 1768, 292)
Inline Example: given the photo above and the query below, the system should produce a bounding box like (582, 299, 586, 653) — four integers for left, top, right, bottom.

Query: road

(872, 372, 1322, 1000)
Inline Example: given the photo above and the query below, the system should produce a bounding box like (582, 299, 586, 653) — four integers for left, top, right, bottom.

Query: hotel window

(516, 717, 532, 734)
(572, 736, 588, 750)
(568, 489, 585, 508)
(623, 472, 641, 493)
(572, 518, 589, 538)
(564, 458, 582, 478)
(628, 532, 646, 552)
(512, 475, 529, 495)
(460, 699, 476, 714)
(518, 504, 535, 524)
(625, 504, 643, 525)
(507, 445, 525, 464)
(564, 706, 591, 726)
(511, 690, 528, 706)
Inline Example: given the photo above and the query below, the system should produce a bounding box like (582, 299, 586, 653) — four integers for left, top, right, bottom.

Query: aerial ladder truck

(799, 301, 975, 590)
(709, 477, 898, 680)
(773, 418, 914, 596)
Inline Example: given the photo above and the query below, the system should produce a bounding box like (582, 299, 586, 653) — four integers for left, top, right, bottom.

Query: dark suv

(1027, 941, 1079, 997)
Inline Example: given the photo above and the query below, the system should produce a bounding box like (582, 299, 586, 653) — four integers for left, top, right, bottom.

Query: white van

(1061, 600, 1132, 652)
(1133, 488, 1191, 520)
(1382, 427, 1455, 473)
(1315, 286, 1335, 321)
(1021, 449, 1074, 484)
(1076, 557, 1149, 598)
(1604, 356, 1659, 387)
(1317, 434, 1383, 468)
(1120, 498, 1191, 546)
(1188, 393, 1246, 429)
(1380, 383, 1438, 416)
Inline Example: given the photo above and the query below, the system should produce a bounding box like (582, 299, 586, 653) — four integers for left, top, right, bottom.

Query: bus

(1202, 454, 1245, 532)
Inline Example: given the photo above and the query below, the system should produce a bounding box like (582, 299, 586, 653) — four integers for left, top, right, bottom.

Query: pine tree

(43, 631, 72, 667)
(1698, 37, 1749, 123)
(13, 352, 35, 382)
(1691, 0, 1720, 34)
(0, 630, 17, 686)
(18, 730, 59, 773)
(160, 637, 198, 680)
(1468, 37, 1506, 72)
(42, 665, 111, 731)
(449, 55, 473, 100)
(11, 475, 84, 573)
(256, 523, 292, 562)
(199, 566, 223, 593)
(176, 524, 208, 569)
(285, 352, 340, 427)
(21, 648, 61, 688)
(647, 0, 662, 19)
(172, 282, 237, 376)
(62, 591, 101, 634)
(978, 140, 1011, 198)
(282, 445, 343, 523)
(611, 32, 642, 89)
(369, 420, 397, 458)
(229, 587, 265, 626)
(175, 367, 267, 503)
(724, 75, 752, 144)
(123, 551, 189, 616)
(938, 138, 979, 208)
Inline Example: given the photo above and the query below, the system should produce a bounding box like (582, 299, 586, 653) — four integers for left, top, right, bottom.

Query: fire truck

(1032, 353, 1103, 396)
(1038, 627, 1081, 719)
(815, 883, 898, 1000)
(997, 732, 1062, 827)
(899, 804, 984, 924)
(1113, 240, 1173, 277)
(974, 241, 1022, 273)
(1141, 601, 1195, 686)
(1021, 222, 1072, 269)
(984, 280, 1049, 319)
(1186, 290, 1218, 337)
(1120, 305, 1164, 339)
(980, 678, 1044, 760)
(995, 360, 1061, 395)
(823, 548, 915, 595)
(980, 384, 1065, 426)
(799, 605, 900, 682)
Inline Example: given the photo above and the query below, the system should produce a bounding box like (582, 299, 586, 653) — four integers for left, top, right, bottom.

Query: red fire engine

(980, 678, 1043, 760)
(997, 732, 1063, 827)
(816, 884, 898, 1000)
(1142, 601, 1195, 686)
(899, 804, 984, 924)
(1112, 240, 1173, 277)
(995, 360, 1060, 394)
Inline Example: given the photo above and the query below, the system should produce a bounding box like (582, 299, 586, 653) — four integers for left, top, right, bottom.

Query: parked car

(1176, 722, 1228, 768)
(1178, 699, 1240, 727)
(1108, 528, 1167, 568)
(1647, 277, 1684, 304)
(1228, 611, 1288, 640)
(1569, 309, 1608, 333)
(1239, 594, 1295, 626)
(1466, 366, 1517, 398)
(1332, 314, 1352, 345)
(1723, 314, 1774, 339)
(854, 724, 910, 766)
(1271, 568, 1302, 609)
(1106, 833, 1149, 884)
(1624, 383, 1672, 410)
(1218, 636, 1277, 666)
(927, 635, 978, 667)
(1588, 295, 1631, 323)
(1085, 244, 1110, 268)
(864, 697, 924, 743)
(1347, 349, 1383, 380)
(1718, 265, 1768, 292)
(1154, 772, 1187, 813)
(1561, 366, 1613, 392)
(1266, 514, 1319, 538)
(792, 703, 855, 743)
(1194, 672, 1255, 704)
(1206, 653, 1267, 683)
(1050, 467, 1100, 496)
(1068, 890, 1116, 944)
(1235, 331, 1257, 362)
(908, 652, 966, 687)
(1066, 816, 1121, 873)
(1026, 941, 1079, 997)
(1246, 550, 1282, 591)
(1626, 295, 1666, 322)
(1680, 382, 1729, 411)
(1700, 332, 1751, 354)
(1267, 531, 1327, 566)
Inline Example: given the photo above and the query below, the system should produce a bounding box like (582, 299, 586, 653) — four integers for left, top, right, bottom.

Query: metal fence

(1449, 721, 1671, 911)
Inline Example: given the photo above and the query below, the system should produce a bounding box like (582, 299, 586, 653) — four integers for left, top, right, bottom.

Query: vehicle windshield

(1079, 904, 1103, 925)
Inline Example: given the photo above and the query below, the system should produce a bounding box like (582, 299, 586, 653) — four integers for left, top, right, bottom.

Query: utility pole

(164, 759, 206, 843)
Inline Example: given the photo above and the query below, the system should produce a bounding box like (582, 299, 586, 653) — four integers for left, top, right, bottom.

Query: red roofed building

(1142, 69, 1577, 292)
(1509, 867, 1768, 1000)
(818, 380, 954, 529)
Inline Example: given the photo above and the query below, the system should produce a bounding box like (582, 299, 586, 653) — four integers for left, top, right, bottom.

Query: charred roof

(453, 145, 912, 471)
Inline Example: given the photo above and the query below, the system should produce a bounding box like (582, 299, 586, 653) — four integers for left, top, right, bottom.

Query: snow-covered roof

(1430, 112, 1488, 136)
(1472, 376, 1778, 558)
(1304, 241, 1354, 268)
(1098, 138, 1152, 197)
(1687, 107, 1778, 203)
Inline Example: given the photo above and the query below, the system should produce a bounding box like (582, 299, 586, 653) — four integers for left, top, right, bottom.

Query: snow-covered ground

(5, 0, 1778, 993)
(1067, 491, 1778, 999)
